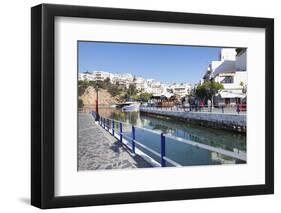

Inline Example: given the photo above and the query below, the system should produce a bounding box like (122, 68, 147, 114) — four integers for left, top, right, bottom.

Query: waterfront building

(201, 48, 247, 106)
(144, 79, 164, 95)
(168, 83, 192, 97)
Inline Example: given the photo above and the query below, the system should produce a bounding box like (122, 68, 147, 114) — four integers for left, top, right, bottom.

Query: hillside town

(79, 70, 192, 98)
(79, 47, 247, 110)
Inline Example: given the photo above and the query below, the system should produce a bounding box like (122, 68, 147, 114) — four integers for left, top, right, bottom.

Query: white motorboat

(122, 102, 140, 112)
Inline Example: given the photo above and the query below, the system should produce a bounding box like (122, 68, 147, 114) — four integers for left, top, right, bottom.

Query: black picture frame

(31, 3, 274, 209)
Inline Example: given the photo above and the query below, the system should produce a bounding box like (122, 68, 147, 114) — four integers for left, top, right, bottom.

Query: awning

(211, 60, 236, 78)
(219, 91, 246, 99)
(152, 92, 174, 99)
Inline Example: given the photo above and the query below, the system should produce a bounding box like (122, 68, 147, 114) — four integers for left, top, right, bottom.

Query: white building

(133, 76, 148, 91)
(92, 71, 113, 81)
(219, 48, 236, 61)
(78, 71, 95, 81)
(145, 79, 166, 95)
(203, 48, 247, 106)
(78, 72, 85, 81)
(111, 73, 134, 88)
(168, 83, 192, 97)
(78, 71, 113, 81)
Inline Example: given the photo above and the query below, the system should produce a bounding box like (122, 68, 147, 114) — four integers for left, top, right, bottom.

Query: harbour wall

(140, 107, 246, 133)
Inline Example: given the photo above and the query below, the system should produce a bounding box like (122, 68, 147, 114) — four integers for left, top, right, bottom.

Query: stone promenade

(78, 113, 151, 171)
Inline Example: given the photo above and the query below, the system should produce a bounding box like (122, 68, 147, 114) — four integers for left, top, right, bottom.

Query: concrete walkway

(78, 113, 151, 171)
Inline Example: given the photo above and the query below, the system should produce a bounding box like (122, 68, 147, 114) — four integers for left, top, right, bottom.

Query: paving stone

(78, 113, 152, 171)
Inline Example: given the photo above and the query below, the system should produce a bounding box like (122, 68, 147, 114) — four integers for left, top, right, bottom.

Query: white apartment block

(78, 72, 95, 81)
(145, 79, 166, 95)
(112, 73, 134, 88)
(219, 48, 236, 61)
(169, 83, 192, 97)
(92, 71, 113, 81)
(78, 71, 113, 81)
(202, 48, 247, 106)
(133, 77, 148, 91)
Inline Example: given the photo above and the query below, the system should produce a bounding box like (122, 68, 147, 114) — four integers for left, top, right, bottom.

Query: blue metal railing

(91, 111, 246, 167)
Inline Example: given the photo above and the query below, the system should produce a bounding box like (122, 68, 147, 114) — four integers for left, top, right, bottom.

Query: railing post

(112, 120, 114, 136)
(222, 105, 224, 113)
(236, 104, 240, 114)
(120, 122, 123, 145)
(160, 133, 166, 167)
(132, 126, 135, 154)
(107, 118, 109, 130)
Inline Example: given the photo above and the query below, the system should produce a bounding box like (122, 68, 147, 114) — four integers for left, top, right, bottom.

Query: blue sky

(78, 41, 221, 84)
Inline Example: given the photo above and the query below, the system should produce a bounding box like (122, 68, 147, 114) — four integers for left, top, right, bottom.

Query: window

(221, 76, 233, 84)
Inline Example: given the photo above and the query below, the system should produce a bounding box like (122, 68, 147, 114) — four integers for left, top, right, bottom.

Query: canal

(97, 108, 246, 167)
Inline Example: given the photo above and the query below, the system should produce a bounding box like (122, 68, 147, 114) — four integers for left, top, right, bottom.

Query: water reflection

(98, 108, 246, 166)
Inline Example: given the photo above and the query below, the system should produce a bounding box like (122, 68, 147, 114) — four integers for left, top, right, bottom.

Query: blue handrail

(91, 111, 246, 167)
(132, 126, 136, 154)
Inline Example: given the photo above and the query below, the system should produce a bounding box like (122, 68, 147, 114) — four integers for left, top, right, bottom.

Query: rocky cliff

(79, 86, 120, 107)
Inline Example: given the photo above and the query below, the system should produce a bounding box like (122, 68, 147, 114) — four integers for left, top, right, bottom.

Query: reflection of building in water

(211, 152, 236, 164)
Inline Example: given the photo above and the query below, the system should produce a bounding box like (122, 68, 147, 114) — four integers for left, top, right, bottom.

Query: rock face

(79, 86, 119, 107)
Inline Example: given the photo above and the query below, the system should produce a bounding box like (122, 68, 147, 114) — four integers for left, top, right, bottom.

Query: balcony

(211, 60, 236, 78)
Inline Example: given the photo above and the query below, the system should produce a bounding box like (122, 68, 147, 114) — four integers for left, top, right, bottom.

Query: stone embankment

(140, 107, 246, 133)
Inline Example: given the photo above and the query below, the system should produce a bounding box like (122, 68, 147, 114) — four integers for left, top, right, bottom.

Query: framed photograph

(31, 4, 274, 209)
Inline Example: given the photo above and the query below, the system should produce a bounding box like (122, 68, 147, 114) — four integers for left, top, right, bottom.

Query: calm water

(98, 108, 246, 166)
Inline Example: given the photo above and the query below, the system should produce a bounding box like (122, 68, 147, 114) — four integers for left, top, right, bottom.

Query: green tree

(107, 83, 122, 97)
(78, 99, 84, 108)
(236, 48, 244, 55)
(127, 84, 137, 97)
(104, 77, 110, 84)
(78, 80, 90, 96)
(139, 92, 153, 102)
(196, 80, 224, 102)
(240, 81, 247, 93)
(195, 84, 207, 99)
